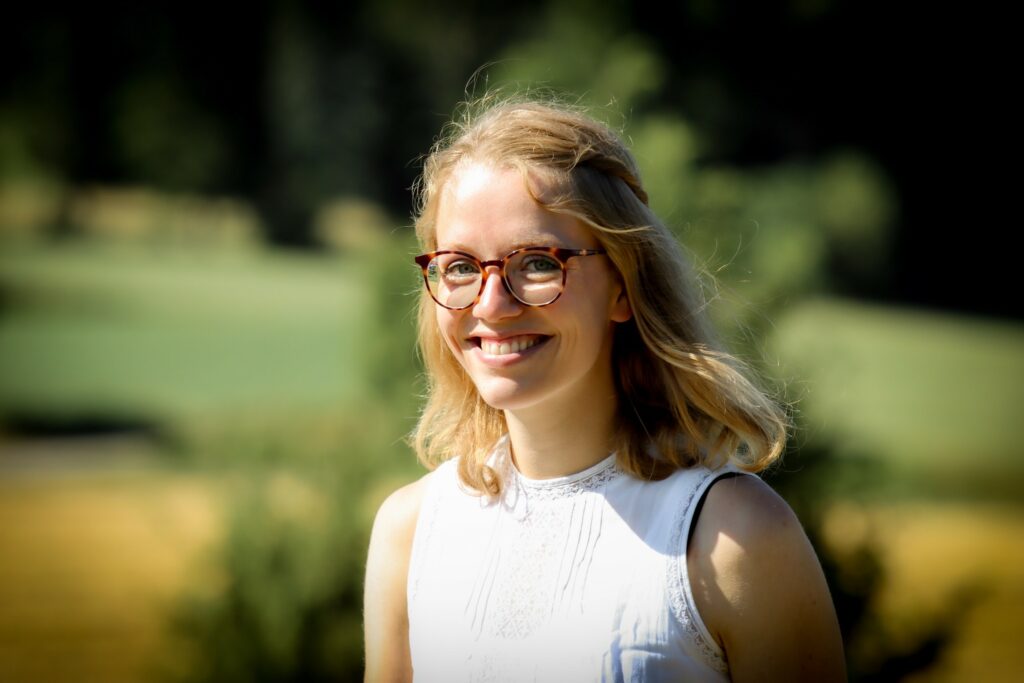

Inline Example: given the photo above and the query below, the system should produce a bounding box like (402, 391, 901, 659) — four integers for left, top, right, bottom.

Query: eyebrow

(437, 238, 570, 255)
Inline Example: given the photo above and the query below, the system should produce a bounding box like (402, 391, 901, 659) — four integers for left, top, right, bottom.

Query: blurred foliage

(0, 178, 65, 241)
(68, 187, 262, 248)
(162, 417, 413, 683)
(112, 74, 230, 192)
(487, 1, 664, 110)
(154, 230, 422, 683)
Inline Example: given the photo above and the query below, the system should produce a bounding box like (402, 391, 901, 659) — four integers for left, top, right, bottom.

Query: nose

(472, 266, 521, 320)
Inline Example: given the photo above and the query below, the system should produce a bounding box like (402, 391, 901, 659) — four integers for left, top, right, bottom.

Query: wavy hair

(411, 94, 788, 496)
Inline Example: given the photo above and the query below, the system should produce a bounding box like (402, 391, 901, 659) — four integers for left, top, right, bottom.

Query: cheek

(580, 306, 619, 359)
(563, 286, 617, 339)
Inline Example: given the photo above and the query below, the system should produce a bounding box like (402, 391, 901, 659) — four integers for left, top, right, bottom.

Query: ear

(610, 281, 632, 323)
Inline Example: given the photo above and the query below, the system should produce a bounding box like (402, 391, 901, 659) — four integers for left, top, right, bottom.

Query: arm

(363, 475, 429, 683)
(687, 475, 846, 683)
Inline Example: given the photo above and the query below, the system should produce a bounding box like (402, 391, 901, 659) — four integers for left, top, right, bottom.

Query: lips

(471, 333, 550, 357)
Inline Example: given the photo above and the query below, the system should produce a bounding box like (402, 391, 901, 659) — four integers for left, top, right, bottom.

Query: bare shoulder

(371, 472, 432, 541)
(688, 475, 807, 634)
(365, 470, 435, 588)
(363, 471, 434, 683)
(688, 474, 846, 683)
(697, 474, 801, 550)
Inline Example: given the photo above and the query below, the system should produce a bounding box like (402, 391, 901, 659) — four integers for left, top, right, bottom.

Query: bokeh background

(1, 1, 1020, 681)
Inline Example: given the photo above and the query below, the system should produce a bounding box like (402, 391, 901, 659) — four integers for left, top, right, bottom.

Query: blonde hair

(411, 94, 788, 496)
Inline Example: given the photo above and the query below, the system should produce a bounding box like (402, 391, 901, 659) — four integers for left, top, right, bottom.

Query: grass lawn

(0, 240, 389, 424)
(771, 298, 1024, 498)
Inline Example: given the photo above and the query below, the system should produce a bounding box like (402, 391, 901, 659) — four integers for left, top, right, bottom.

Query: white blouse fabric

(407, 436, 740, 682)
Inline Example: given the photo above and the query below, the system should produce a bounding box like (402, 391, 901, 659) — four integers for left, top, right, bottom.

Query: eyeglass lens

(425, 251, 564, 308)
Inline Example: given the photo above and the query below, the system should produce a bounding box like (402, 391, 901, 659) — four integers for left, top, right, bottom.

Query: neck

(504, 388, 619, 480)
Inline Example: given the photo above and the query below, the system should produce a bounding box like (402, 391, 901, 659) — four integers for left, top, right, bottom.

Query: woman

(364, 96, 845, 682)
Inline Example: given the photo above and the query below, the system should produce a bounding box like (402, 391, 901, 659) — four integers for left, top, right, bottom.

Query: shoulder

(363, 471, 435, 683)
(688, 474, 846, 682)
(688, 474, 803, 633)
(696, 473, 799, 552)
(369, 471, 434, 549)
(364, 472, 433, 608)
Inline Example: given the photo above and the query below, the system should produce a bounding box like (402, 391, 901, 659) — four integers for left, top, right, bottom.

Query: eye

(443, 259, 481, 280)
(520, 254, 561, 274)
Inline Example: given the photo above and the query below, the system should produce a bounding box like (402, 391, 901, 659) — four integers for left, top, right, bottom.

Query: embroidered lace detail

(461, 436, 619, 641)
(667, 469, 730, 674)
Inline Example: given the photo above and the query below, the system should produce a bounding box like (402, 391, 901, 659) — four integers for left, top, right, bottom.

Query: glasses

(414, 246, 606, 310)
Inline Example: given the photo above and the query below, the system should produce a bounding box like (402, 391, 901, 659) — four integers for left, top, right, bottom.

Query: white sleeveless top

(407, 437, 741, 682)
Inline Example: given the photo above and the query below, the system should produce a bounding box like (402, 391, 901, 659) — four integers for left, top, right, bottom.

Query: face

(431, 162, 632, 417)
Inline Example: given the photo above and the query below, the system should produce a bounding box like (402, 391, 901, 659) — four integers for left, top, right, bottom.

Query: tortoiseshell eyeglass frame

(413, 246, 607, 310)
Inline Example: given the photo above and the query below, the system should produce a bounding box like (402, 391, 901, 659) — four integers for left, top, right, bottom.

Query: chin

(472, 378, 546, 412)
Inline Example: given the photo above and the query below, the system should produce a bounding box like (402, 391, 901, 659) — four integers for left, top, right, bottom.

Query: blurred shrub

(0, 178, 65, 242)
(312, 197, 395, 253)
(68, 186, 263, 250)
(489, 4, 665, 112)
(163, 223, 421, 683)
(163, 414, 413, 683)
(112, 74, 230, 192)
(670, 156, 894, 341)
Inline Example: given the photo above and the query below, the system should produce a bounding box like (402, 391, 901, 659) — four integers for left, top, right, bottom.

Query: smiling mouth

(474, 334, 549, 357)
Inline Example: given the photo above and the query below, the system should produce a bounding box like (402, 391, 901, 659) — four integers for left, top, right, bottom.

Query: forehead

(434, 162, 595, 255)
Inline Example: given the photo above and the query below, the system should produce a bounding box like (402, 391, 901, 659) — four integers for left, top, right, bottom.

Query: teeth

(481, 335, 541, 356)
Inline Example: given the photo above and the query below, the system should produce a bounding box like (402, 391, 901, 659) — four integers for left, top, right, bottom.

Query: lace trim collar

(514, 451, 619, 490)
(487, 435, 621, 515)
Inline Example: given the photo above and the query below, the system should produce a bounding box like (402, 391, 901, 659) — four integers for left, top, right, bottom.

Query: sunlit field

(0, 446, 220, 683)
(824, 501, 1024, 683)
(1, 240, 1021, 681)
